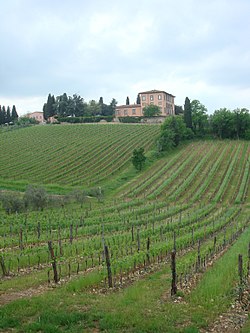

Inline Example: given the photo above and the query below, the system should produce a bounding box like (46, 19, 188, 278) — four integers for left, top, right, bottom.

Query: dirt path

(0, 284, 51, 306)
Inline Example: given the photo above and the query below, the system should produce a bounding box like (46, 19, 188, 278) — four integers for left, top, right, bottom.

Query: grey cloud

(0, 0, 249, 112)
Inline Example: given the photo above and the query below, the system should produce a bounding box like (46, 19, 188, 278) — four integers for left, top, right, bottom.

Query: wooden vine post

(19, 227, 23, 250)
(171, 250, 177, 296)
(104, 244, 112, 288)
(37, 221, 41, 239)
(70, 224, 73, 244)
(238, 254, 243, 302)
(137, 228, 140, 252)
(0, 255, 7, 276)
(48, 240, 59, 283)
(247, 242, 250, 276)
(146, 237, 150, 264)
(197, 239, 201, 271)
(173, 231, 176, 252)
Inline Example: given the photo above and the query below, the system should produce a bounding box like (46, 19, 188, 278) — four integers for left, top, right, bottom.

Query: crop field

(0, 124, 249, 333)
(0, 124, 160, 191)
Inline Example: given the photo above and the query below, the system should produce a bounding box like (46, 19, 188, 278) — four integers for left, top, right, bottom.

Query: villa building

(26, 111, 45, 123)
(115, 89, 175, 118)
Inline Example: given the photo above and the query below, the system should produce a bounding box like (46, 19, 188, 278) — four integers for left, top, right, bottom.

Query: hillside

(119, 140, 250, 204)
(0, 124, 160, 192)
(0, 126, 249, 333)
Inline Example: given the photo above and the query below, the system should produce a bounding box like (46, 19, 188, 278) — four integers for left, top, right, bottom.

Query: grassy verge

(184, 225, 250, 330)
(241, 318, 250, 333)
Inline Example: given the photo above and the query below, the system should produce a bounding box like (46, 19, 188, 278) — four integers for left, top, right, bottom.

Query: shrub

(0, 193, 25, 214)
(23, 185, 48, 211)
(118, 117, 142, 123)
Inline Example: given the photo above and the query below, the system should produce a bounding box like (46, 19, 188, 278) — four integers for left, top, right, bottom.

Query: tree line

(0, 105, 18, 125)
(158, 97, 250, 151)
(43, 93, 117, 120)
(182, 98, 249, 140)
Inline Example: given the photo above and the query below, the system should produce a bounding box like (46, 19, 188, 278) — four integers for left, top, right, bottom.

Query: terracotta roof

(139, 89, 175, 97)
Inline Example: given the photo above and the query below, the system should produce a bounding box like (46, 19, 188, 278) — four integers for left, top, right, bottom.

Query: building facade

(26, 112, 45, 123)
(115, 89, 175, 118)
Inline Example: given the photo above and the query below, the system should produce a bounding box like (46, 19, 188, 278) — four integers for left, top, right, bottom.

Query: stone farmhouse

(115, 89, 175, 118)
(26, 111, 45, 123)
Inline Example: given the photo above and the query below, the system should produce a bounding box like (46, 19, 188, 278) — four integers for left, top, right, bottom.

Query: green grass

(241, 318, 250, 333)
(185, 226, 250, 327)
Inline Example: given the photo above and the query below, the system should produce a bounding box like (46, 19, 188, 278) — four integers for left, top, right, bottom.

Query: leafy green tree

(71, 189, 87, 207)
(191, 100, 208, 136)
(232, 108, 250, 139)
(67, 96, 76, 117)
(211, 108, 250, 139)
(11, 105, 18, 122)
(143, 105, 161, 117)
(73, 94, 86, 117)
(0, 193, 24, 214)
(132, 148, 146, 171)
(86, 100, 101, 116)
(109, 98, 117, 116)
(17, 116, 38, 126)
(126, 96, 130, 105)
(157, 116, 193, 151)
(211, 108, 234, 139)
(100, 103, 111, 116)
(174, 105, 183, 115)
(55, 93, 69, 117)
(184, 97, 193, 130)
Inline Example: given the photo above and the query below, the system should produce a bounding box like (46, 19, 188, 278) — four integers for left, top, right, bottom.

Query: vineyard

(0, 124, 160, 191)
(0, 124, 249, 333)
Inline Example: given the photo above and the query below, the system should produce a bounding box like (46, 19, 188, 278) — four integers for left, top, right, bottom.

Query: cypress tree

(136, 94, 141, 104)
(1, 106, 6, 124)
(99, 97, 104, 115)
(6, 106, 11, 123)
(11, 105, 18, 122)
(0, 106, 3, 125)
(184, 97, 193, 130)
(43, 93, 56, 120)
(126, 96, 130, 105)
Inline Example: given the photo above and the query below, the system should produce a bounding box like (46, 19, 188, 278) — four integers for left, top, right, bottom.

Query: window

(150, 95, 154, 101)
(158, 102, 162, 106)
(158, 94, 162, 100)
(124, 109, 128, 116)
(142, 95, 146, 101)
(132, 108, 136, 115)
(116, 110, 120, 116)
(150, 102, 154, 105)
(142, 102, 146, 106)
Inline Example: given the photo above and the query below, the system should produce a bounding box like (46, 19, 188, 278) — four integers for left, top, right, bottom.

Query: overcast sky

(0, 0, 250, 115)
